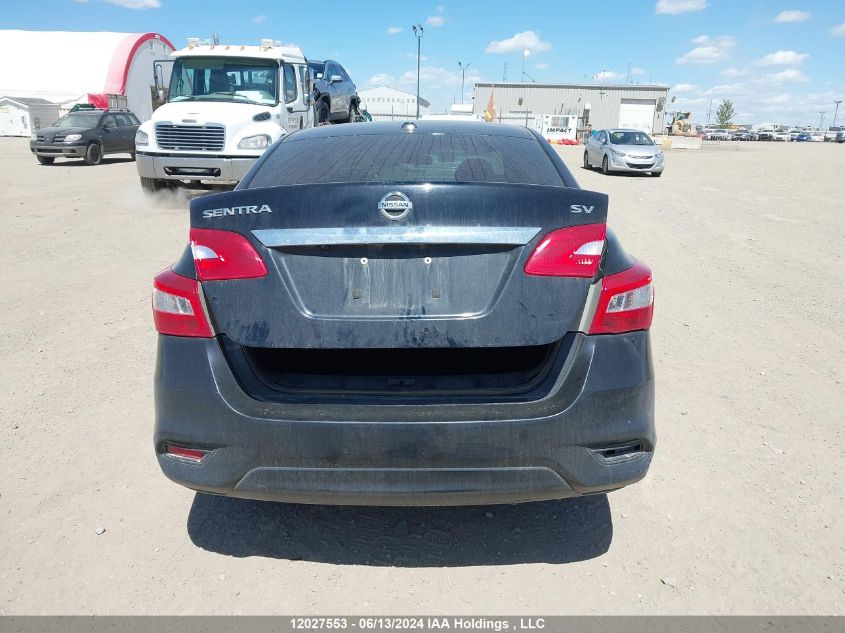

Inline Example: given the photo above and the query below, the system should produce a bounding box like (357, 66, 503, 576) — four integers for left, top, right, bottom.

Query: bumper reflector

(164, 444, 209, 462)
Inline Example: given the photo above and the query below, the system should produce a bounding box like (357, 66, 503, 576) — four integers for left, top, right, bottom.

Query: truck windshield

(168, 57, 278, 105)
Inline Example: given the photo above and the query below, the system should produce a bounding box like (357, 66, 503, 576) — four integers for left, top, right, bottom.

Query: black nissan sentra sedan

(152, 121, 655, 506)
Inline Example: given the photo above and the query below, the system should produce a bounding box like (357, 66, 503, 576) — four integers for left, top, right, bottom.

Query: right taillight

(524, 224, 606, 278)
(152, 268, 214, 338)
(590, 260, 654, 334)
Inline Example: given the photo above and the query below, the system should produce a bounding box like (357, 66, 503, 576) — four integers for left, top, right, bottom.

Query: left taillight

(152, 268, 213, 338)
(189, 228, 267, 281)
(589, 260, 654, 334)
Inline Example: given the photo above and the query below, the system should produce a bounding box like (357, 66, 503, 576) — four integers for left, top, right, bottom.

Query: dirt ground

(0, 137, 842, 615)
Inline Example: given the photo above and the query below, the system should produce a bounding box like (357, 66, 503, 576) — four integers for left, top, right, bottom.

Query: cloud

(252, 14, 266, 24)
(485, 30, 551, 54)
(756, 50, 809, 65)
(398, 65, 481, 89)
(406, 52, 428, 61)
(774, 10, 810, 23)
(655, 0, 708, 15)
(762, 69, 809, 83)
(630, 66, 646, 75)
(831, 23, 845, 36)
(386, 26, 403, 34)
(535, 62, 549, 70)
(675, 35, 735, 64)
(671, 83, 698, 92)
(721, 67, 746, 77)
(103, 0, 160, 7)
(366, 73, 397, 86)
(594, 70, 622, 82)
(427, 8, 445, 28)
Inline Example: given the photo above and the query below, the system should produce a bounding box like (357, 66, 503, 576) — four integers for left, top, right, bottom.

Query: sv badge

(570, 204, 595, 214)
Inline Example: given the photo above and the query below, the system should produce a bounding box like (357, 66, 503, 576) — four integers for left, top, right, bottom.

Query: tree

(716, 99, 736, 127)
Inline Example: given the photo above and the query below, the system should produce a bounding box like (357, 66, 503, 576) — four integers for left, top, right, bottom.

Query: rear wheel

(84, 142, 102, 166)
(583, 151, 591, 169)
(36, 155, 54, 165)
(601, 155, 609, 175)
(317, 101, 330, 125)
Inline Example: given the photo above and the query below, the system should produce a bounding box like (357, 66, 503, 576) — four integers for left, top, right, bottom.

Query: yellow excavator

(666, 111, 696, 136)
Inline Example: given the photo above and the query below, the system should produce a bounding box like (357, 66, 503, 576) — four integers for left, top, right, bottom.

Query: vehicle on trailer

(152, 121, 656, 506)
(795, 132, 812, 142)
(135, 38, 316, 193)
(30, 108, 139, 166)
(836, 130, 845, 143)
(810, 131, 824, 142)
(824, 127, 842, 142)
(584, 128, 664, 176)
(308, 59, 361, 124)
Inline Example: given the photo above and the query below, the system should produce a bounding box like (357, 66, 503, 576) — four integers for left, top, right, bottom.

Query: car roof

(287, 121, 538, 141)
(604, 128, 651, 133)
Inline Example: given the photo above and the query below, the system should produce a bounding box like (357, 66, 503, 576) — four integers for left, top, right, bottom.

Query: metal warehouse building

(0, 30, 175, 122)
(473, 82, 669, 138)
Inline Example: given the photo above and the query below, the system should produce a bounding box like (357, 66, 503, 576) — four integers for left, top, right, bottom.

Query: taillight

(152, 268, 214, 338)
(189, 228, 267, 281)
(524, 224, 606, 277)
(590, 260, 654, 334)
(164, 444, 210, 462)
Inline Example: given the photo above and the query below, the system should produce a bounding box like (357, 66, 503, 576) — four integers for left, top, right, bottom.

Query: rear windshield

(249, 133, 564, 187)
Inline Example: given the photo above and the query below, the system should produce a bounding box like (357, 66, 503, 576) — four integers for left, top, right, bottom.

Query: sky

(5, 0, 845, 127)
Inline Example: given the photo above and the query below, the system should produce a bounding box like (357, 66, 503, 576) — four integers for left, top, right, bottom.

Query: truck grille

(155, 124, 225, 151)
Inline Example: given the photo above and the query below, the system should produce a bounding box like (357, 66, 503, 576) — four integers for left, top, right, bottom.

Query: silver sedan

(584, 128, 665, 177)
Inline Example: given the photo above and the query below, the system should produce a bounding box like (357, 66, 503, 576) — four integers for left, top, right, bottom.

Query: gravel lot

(0, 137, 842, 615)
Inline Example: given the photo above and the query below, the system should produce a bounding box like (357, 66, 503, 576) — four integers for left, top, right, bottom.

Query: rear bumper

(154, 332, 655, 505)
(30, 143, 86, 157)
(136, 151, 258, 183)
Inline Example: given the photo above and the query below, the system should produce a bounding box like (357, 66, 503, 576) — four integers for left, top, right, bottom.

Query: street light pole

(458, 61, 471, 104)
(412, 24, 424, 119)
(833, 100, 843, 129)
(819, 111, 825, 130)
(521, 49, 529, 81)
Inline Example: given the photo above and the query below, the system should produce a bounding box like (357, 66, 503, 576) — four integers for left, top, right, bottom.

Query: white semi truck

(135, 39, 314, 192)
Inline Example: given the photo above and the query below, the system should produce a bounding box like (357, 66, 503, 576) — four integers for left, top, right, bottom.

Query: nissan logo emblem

(378, 191, 413, 221)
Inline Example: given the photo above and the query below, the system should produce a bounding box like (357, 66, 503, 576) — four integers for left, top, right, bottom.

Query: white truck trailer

(135, 39, 314, 192)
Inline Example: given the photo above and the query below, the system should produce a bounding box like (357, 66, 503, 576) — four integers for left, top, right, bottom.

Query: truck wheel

(84, 142, 102, 166)
(317, 102, 330, 125)
(140, 177, 170, 194)
(36, 156, 54, 165)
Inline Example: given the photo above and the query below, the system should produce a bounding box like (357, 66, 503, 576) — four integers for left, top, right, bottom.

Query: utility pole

(458, 61, 471, 104)
(521, 49, 529, 82)
(833, 100, 843, 128)
(412, 24, 424, 119)
(706, 99, 713, 127)
(819, 111, 825, 130)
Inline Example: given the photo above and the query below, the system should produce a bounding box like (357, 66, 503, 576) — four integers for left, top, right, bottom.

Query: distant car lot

(0, 137, 843, 616)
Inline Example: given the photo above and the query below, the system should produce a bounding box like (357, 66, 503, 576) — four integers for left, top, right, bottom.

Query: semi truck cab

(135, 39, 313, 192)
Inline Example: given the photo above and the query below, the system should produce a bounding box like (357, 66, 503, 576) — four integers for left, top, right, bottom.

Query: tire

(601, 155, 609, 175)
(84, 142, 102, 166)
(140, 177, 170, 194)
(317, 101, 330, 125)
(583, 151, 591, 169)
(36, 156, 54, 165)
(130, 152, 136, 161)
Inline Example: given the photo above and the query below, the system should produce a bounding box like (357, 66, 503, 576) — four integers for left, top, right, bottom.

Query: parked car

(732, 130, 751, 141)
(757, 129, 775, 141)
(773, 131, 790, 142)
(836, 131, 845, 143)
(584, 128, 664, 176)
(810, 132, 824, 142)
(151, 121, 656, 506)
(795, 133, 812, 142)
(705, 128, 732, 140)
(308, 59, 360, 124)
(29, 108, 139, 165)
(824, 128, 842, 142)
